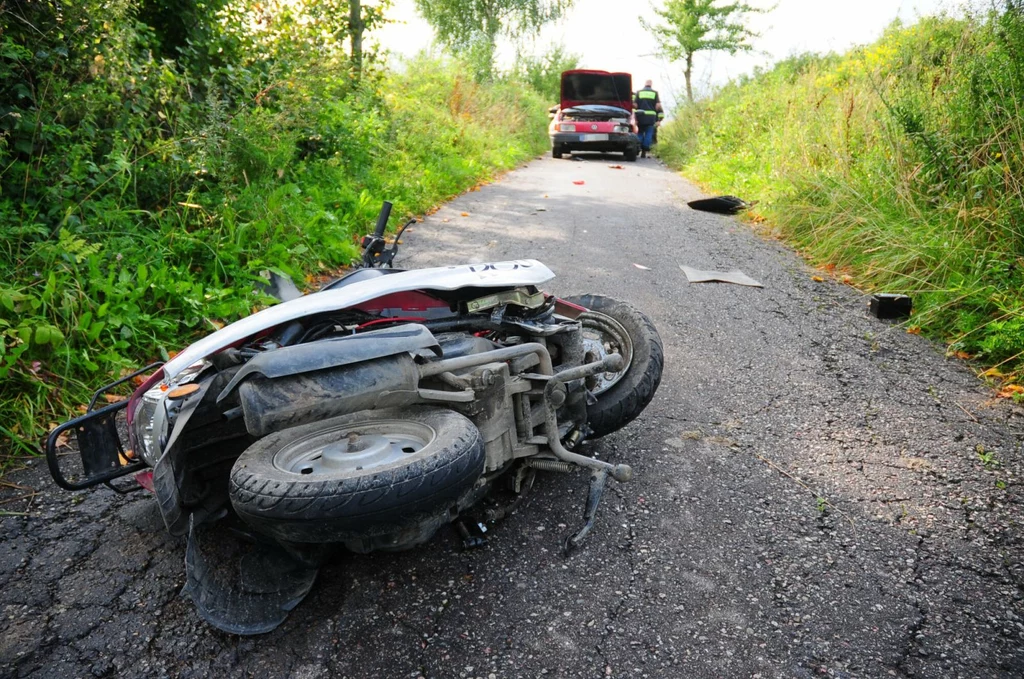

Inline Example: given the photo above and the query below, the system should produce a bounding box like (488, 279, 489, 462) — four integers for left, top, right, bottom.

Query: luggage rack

(46, 363, 163, 491)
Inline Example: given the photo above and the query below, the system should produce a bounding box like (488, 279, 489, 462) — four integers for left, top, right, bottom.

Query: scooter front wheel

(564, 295, 664, 437)
(229, 407, 484, 543)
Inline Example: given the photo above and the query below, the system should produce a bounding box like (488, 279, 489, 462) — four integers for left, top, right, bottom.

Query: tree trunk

(349, 0, 363, 75)
(685, 52, 693, 103)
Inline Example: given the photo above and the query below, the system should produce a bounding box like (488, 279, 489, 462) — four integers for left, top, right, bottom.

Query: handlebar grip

(374, 201, 393, 237)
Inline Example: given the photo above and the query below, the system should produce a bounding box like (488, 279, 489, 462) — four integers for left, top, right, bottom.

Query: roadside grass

(659, 10, 1024, 391)
(0, 46, 548, 467)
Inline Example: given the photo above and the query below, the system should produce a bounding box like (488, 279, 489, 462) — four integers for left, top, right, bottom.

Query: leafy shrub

(0, 4, 548, 461)
(659, 7, 1024, 376)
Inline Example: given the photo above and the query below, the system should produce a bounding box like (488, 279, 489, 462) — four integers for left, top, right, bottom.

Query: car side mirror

(548, 105, 558, 118)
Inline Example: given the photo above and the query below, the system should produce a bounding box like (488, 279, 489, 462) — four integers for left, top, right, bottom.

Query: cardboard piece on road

(680, 265, 763, 288)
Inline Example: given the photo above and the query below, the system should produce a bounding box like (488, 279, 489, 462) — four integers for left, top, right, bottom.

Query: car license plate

(581, 134, 609, 142)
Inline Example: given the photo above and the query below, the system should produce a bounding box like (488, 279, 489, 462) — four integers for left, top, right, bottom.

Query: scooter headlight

(133, 385, 168, 465)
(131, 359, 209, 465)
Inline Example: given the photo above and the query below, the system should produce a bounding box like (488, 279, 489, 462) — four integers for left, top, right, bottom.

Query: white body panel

(162, 260, 555, 379)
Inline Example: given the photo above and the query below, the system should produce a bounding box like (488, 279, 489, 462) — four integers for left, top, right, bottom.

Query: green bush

(0, 4, 549, 461)
(659, 7, 1024, 377)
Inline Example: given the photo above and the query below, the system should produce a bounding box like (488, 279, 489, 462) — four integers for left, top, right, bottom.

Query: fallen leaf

(442, 218, 450, 223)
(999, 385, 1024, 398)
(811, 275, 824, 282)
(460, 212, 470, 217)
(608, 165, 624, 169)
(573, 181, 585, 185)
(102, 394, 125, 404)
(75, 404, 88, 415)
(53, 429, 70, 449)
(907, 326, 922, 335)
(982, 368, 1004, 378)
(841, 275, 853, 284)
(633, 263, 651, 270)
(951, 350, 972, 360)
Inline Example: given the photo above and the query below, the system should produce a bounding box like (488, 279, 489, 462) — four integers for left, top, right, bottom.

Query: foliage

(0, 2, 549, 462)
(415, 0, 575, 81)
(512, 44, 581, 104)
(659, 8, 1024, 382)
(640, 0, 768, 102)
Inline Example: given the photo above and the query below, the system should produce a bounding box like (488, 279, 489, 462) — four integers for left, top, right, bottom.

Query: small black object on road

(687, 195, 750, 215)
(869, 293, 913, 319)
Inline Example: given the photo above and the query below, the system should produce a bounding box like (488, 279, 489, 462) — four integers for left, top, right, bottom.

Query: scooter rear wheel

(229, 407, 484, 543)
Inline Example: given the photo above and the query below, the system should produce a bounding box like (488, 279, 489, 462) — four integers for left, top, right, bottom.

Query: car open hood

(560, 70, 632, 111)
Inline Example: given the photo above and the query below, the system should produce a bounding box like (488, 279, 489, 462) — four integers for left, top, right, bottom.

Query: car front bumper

(550, 132, 638, 153)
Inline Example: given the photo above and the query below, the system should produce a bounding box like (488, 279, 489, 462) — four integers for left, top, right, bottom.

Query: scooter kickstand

(563, 469, 609, 556)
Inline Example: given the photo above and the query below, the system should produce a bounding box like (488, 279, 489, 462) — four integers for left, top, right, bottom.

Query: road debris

(869, 293, 912, 319)
(680, 265, 763, 287)
(687, 195, 752, 214)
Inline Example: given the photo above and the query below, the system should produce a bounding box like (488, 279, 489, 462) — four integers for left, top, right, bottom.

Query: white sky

(375, 0, 959, 111)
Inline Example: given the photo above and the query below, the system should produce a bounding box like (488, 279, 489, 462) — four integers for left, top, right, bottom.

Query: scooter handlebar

(374, 201, 393, 238)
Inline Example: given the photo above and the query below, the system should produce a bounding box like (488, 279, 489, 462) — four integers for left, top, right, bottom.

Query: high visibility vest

(634, 87, 660, 124)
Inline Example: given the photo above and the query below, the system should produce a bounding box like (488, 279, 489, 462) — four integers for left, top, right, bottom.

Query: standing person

(633, 79, 661, 158)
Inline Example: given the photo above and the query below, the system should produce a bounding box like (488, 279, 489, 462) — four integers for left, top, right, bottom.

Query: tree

(640, 0, 768, 103)
(346, 0, 392, 75)
(514, 44, 580, 102)
(415, 0, 575, 81)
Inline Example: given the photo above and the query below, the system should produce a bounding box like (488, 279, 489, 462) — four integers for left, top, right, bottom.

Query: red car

(549, 70, 639, 162)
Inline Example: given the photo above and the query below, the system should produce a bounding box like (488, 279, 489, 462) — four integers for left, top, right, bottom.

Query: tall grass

(0, 14, 548, 462)
(660, 9, 1024, 385)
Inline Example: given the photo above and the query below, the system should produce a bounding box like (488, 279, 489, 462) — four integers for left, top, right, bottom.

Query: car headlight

(614, 124, 631, 133)
(560, 123, 576, 132)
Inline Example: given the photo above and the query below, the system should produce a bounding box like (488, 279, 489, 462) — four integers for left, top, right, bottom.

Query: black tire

(564, 295, 663, 437)
(552, 144, 564, 159)
(624, 146, 638, 162)
(229, 407, 484, 543)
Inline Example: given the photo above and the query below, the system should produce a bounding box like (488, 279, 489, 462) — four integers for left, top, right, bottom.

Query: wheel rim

(578, 311, 634, 395)
(272, 419, 435, 479)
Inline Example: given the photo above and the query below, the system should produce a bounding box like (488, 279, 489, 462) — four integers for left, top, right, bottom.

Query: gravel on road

(3, 153, 1023, 678)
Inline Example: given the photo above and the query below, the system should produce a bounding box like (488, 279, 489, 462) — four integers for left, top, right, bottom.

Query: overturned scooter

(46, 201, 664, 633)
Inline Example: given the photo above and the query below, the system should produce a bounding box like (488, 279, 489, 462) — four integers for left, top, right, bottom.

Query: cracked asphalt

(3, 153, 1024, 678)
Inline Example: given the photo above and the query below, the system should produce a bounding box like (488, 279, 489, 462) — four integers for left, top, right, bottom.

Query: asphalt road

(3, 152, 1024, 678)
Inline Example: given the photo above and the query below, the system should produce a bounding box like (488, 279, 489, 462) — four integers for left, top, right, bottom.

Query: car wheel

(552, 144, 564, 159)
(229, 407, 484, 543)
(624, 147, 638, 162)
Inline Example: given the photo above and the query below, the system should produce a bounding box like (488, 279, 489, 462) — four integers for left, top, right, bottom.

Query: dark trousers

(637, 125, 655, 151)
